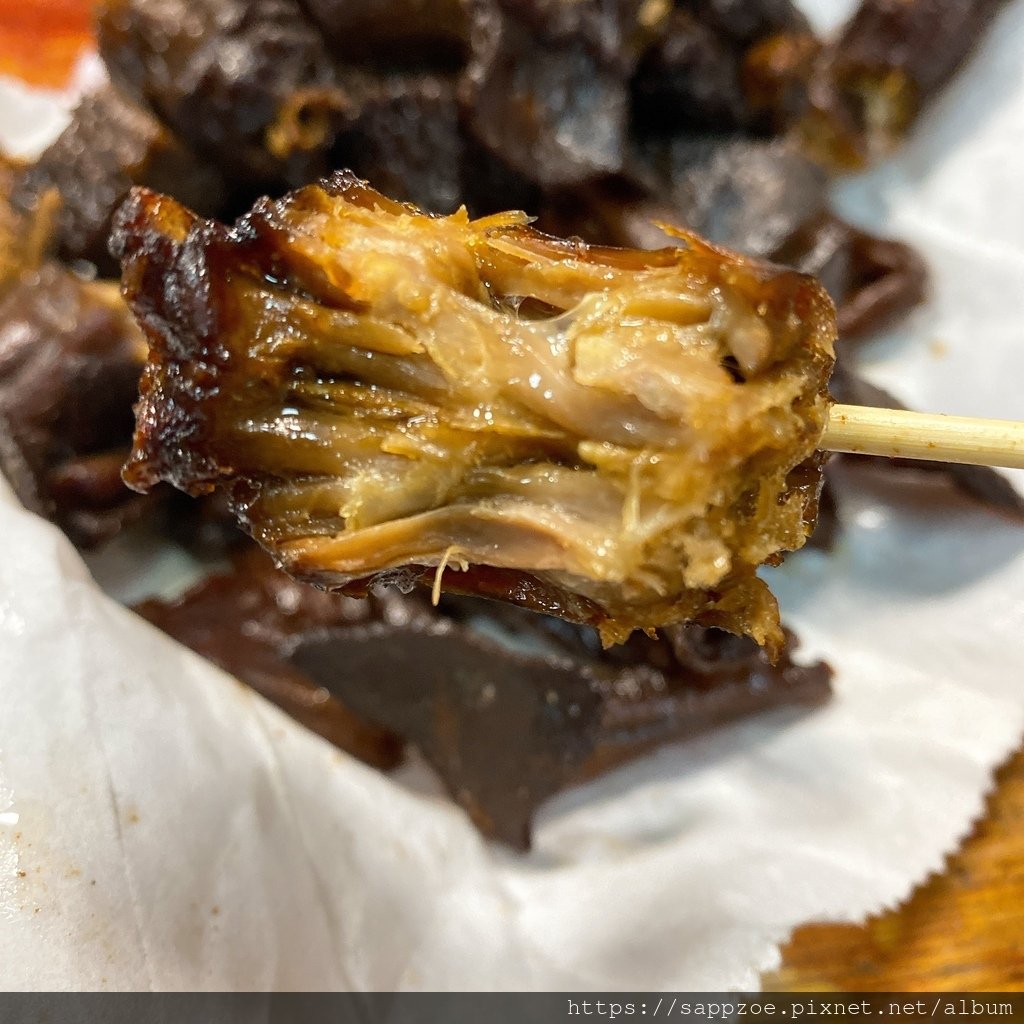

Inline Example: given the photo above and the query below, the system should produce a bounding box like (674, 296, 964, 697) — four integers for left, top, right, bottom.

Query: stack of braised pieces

(1, 0, 1019, 848)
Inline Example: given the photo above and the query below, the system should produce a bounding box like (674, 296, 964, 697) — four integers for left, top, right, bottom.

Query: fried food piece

(460, 0, 633, 188)
(97, 0, 346, 188)
(802, 0, 1011, 168)
(139, 551, 831, 848)
(135, 551, 404, 769)
(330, 73, 465, 215)
(631, 1, 814, 135)
(0, 268, 151, 546)
(114, 174, 834, 654)
(299, 0, 468, 67)
(0, 155, 57, 292)
(12, 84, 226, 273)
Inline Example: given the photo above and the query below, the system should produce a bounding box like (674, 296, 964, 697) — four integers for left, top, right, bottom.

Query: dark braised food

(138, 552, 831, 848)
(0, 156, 151, 545)
(0, 155, 55, 292)
(0, 267, 151, 546)
(329, 72, 466, 216)
(300, 0, 468, 66)
(135, 551, 404, 769)
(115, 174, 836, 654)
(631, 0, 813, 135)
(0, 0, 1019, 852)
(829, 363, 1024, 519)
(97, 0, 346, 187)
(459, 0, 634, 189)
(801, 0, 1012, 167)
(11, 84, 226, 274)
(774, 214, 928, 341)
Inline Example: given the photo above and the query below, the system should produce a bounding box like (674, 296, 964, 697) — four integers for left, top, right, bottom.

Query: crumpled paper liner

(2, 0, 1024, 990)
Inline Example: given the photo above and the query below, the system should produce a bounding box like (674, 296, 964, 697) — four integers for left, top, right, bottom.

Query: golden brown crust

(115, 172, 835, 654)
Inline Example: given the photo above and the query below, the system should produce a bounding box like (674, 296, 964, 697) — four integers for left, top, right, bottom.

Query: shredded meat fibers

(115, 172, 835, 655)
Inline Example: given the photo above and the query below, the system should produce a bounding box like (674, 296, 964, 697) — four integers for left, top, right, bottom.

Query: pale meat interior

(118, 175, 835, 653)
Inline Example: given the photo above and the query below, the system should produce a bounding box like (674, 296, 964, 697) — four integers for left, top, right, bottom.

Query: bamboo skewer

(822, 404, 1024, 470)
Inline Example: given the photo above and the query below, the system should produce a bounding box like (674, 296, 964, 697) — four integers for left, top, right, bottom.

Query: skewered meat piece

(11, 84, 226, 274)
(139, 551, 831, 848)
(114, 173, 835, 656)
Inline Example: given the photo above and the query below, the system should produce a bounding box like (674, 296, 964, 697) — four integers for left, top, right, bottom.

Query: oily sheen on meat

(115, 172, 835, 656)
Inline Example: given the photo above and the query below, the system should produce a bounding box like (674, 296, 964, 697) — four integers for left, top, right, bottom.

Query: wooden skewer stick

(822, 404, 1024, 470)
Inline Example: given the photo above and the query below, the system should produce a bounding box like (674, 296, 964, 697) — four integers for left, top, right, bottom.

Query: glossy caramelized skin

(115, 173, 835, 655)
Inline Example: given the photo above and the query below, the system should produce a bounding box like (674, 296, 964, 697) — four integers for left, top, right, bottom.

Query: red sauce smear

(0, 0, 95, 90)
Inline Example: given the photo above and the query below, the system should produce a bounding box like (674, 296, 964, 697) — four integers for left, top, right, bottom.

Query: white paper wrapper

(2, 1, 1024, 991)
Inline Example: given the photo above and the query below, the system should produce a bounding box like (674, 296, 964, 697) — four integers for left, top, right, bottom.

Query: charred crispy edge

(114, 175, 834, 652)
(114, 187, 233, 495)
(330, 563, 786, 659)
(335, 564, 609, 629)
